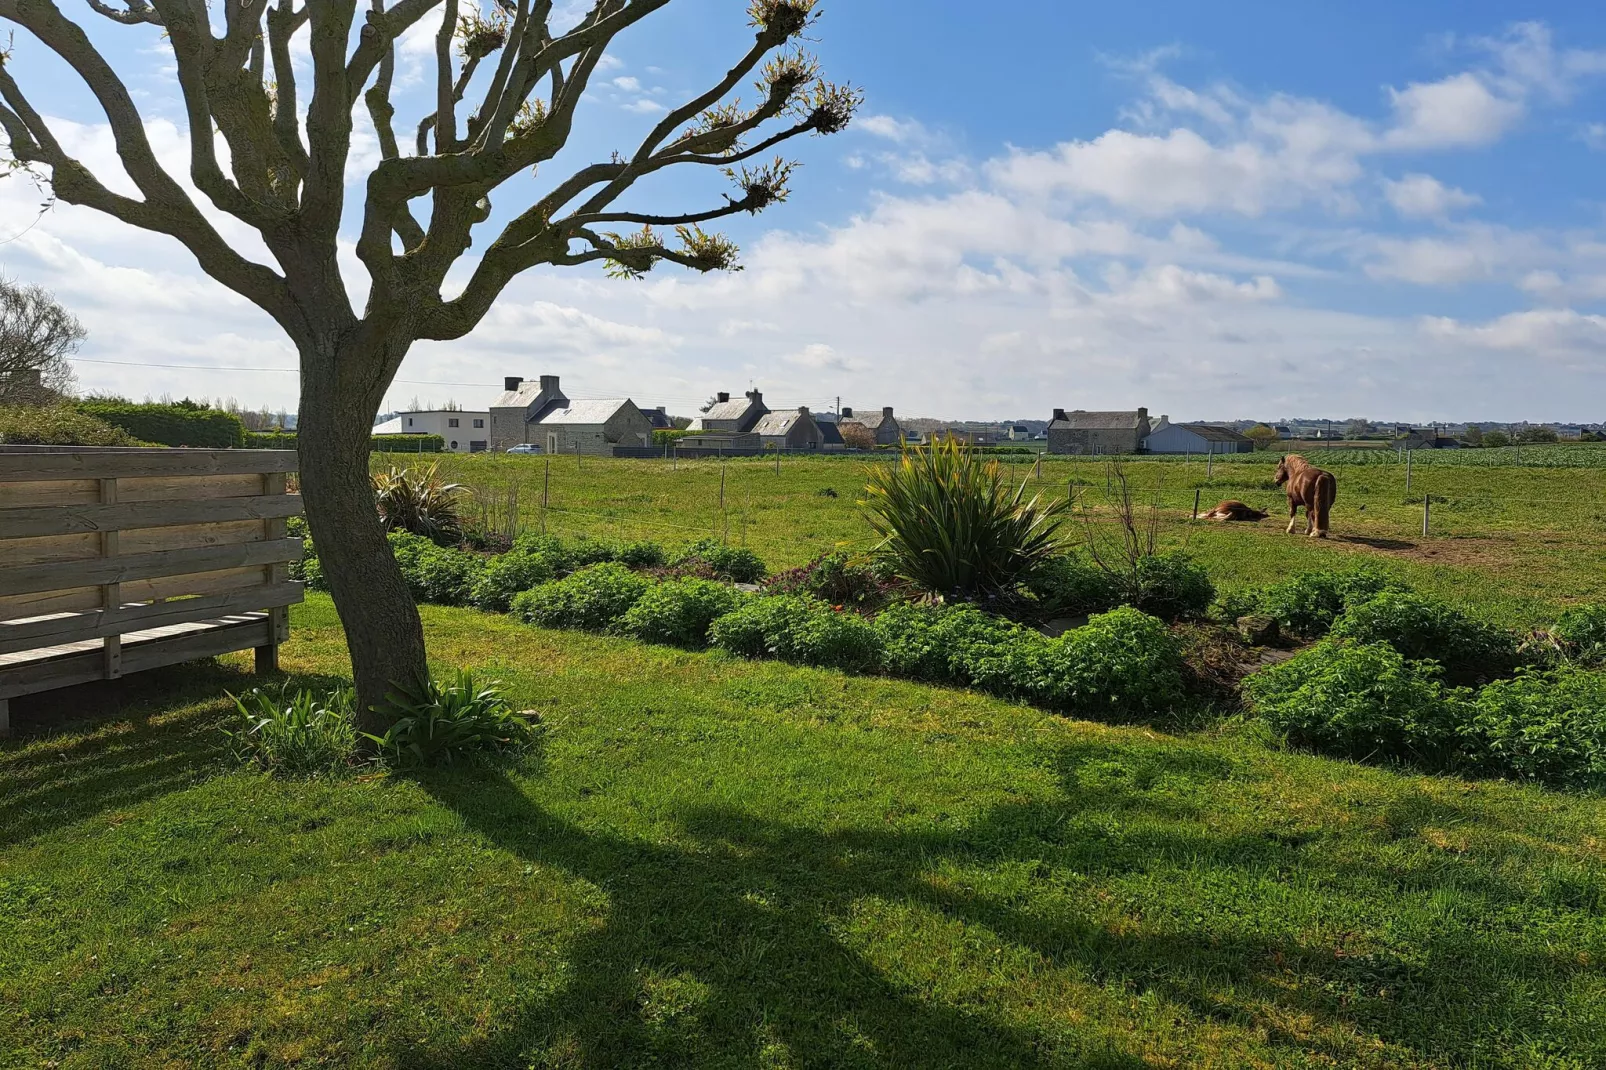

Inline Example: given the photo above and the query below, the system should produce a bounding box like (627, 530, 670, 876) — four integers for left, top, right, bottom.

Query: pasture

(413, 450, 1606, 629)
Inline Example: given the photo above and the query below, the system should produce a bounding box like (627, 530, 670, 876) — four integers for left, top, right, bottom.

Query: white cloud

(622, 98, 667, 114)
(1382, 173, 1482, 219)
(1582, 123, 1606, 150)
(612, 76, 642, 92)
(1422, 308, 1606, 355)
(1383, 73, 1525, 149)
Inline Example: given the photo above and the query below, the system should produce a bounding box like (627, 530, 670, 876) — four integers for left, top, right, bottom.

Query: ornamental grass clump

(373, 464, 465, 544)
(861, 439, 1069, 599)
(225, 685, 358, 776)
(365, 671, 540, 767)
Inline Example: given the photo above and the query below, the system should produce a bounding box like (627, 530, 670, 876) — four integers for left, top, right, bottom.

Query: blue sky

(3, 1, 1605, 422)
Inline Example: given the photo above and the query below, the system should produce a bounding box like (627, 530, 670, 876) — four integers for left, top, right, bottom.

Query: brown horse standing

(1273, 455, 1336, 537)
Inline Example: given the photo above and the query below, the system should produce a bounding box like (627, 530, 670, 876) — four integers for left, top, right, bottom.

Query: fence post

(1405, 450, 1412, 492)
(719, 456, 728, 542)
(1193, 487, 1201, 520)
(1423, 494, 1430, 536)
(775, 451, 780, 475)
(1034, 452, 1042, 479)
(541, 455, 550, 533)
(1206, 446, 1213, 478)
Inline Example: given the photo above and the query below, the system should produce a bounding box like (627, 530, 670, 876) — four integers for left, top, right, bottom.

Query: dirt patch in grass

(1174, 622, 1300, 711)
(1333, 532, 1526, 570)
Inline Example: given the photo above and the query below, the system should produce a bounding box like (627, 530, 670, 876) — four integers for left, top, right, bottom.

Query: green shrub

(1131, 553, 1215, 621)
(709, 595, 884, 672)
(1552, 604, 1606, 666)
(862, 439, 1069, 598)
(298, 551, 327, 591)
(243, 431, 298, 449)
(76, 400, 245, 448)
(511, 562, 651, 631)
(615, 578, 748, 648)
(1021, 554, 1121, 618)
(616, 540, 668, 570)
(1262, 566, 1405, 637)
(372, 433, 445, 453)
(1465, 668, 1606, 787)
(675, 538, 767, 583)
(374, 464, 464, 544)
(0, 404, 150, 446)
(470, 549, 559, 612)
(1211, 586, 1265, 623)
(1330, 591, 1519, 684)
(564, 535, 622, 569)
(766, 550, 887, 607)
(1019, 607, 1185, 719)
(1243, 640, 1469, 765)
(224, 685, 357, 775)
(388, 531, 484, 606)
(873, 602, 1029, 688)
(365, 671, 540, 766)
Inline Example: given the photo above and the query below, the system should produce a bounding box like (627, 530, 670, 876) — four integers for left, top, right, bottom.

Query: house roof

(819, 420, 843, 445)
(494, 381, 556, 409)
(643, 408, 674, 429)
(372, 417, 404, 435)
(698, 398, 761, 423)
(1049, 410, 1147, 431)
(852, 411, 895, 430)
(751, 410, 811, 437)
(532, 399, 634, 425)
(1176, 423, 1251, 444)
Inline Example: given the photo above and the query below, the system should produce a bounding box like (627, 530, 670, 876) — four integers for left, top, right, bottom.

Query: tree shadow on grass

(406, 745, 1597, 1069)
(0, 663, 349, 849)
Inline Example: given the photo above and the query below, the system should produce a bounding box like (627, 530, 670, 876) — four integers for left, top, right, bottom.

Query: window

(473, 418, 484, 428)
(450, 441, 458, 450)
(406, 417, 414, 427)
(448, 418, 460, 428)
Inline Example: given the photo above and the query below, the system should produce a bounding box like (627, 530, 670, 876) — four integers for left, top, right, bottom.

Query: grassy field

(5, 594, 1606, 1068)
(404, 451, 1606, 629)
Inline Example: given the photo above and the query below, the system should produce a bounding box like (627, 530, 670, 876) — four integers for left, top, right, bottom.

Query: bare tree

(0, 0, 858, 722)
(0, 276, 83, 404)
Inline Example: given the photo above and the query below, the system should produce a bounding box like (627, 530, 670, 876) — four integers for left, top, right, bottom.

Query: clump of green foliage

(365, 671, 540, 767)
(873, 602, 1027, 687)
(0, 404, 149, 446)
(615, 578, 749, 648)
(862, 439, 1068, 598)
(75, 398, 245, 448)
(1129, 553, 1215, 621)
(224, 685, 358, 775)
(1021, 554, 1121, 618)
(1464, 668, 1606, 788)
(1330, 590, 1519, 684)
(511, 562, 651, 631)
(1551, 604, 1606, 666)
(765, 550, 887, 607)
(673, 538, 767, 583)
(374, 464, 465, 544)
(709, 595, 884, 672)
(1019, 607, 1186, 718)
(1261, 565, 1404, 637)
(388, 531, 485, 606)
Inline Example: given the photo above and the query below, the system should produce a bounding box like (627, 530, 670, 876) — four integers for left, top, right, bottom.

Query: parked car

(506, 443, 543, 454)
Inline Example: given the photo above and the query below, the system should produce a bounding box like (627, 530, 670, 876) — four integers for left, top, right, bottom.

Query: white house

(372, 410, 491, 452)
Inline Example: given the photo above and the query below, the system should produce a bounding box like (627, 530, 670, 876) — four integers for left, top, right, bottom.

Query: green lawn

(415, 452, 1606, 628)
(5, 595, 1605, 1068)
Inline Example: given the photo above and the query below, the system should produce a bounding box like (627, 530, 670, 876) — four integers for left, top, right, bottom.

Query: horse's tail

(1317, 472, 1337, 531)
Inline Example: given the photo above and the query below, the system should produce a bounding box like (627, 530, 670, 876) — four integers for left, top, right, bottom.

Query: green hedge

(240, 432, 448, 453)
(76, 401, 245, 448)
(0, 405, 150, 446)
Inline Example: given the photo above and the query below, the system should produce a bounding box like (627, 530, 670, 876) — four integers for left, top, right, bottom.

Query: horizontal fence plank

(120, 615, 272, 676)
(0, 539, 302, 598)
(0, 582, 303, 655)
(0, 479, 99, 509)
(0, 566, 269, 622)
(0, 448, 296, 482)
(0, 647, 104, 700)
(0, 494, 302, 540)
(0, 613, 271, 699)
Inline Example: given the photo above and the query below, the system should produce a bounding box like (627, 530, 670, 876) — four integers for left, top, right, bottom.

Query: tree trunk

(296, 353, 427, 732)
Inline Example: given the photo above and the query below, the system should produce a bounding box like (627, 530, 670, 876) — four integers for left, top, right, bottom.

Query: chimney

(539, 374, 560, 394)
(882, 406, 894, 418)
(798, 405, 809, 415)
(656, 406, 666, 415)
(717, 391, 731, 403)
(1137, 407, 1148, 419)
(504, 376, 524, 392)
(1052, 408, 1067, 422)
(841, 406, 853, 418)
(746, 388, 764, 404)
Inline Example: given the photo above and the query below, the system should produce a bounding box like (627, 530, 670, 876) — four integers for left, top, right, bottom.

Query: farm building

(840, 406, 902, 446)
(372, 409, 491, 453)
(752, 407, 824, 450)
(1046, 408, 1150, 455)
(688, 390, 768, 432)
(1144, 418, 1253, 454)
(489, 375, 653, 454)
(1399, 429, 1461, 450)
(819, 420, 845, 450)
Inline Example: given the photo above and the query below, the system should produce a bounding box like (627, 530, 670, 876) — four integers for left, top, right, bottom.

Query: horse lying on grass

(1201, 500, 1269, 522)
(1274, 454, 1337, 538)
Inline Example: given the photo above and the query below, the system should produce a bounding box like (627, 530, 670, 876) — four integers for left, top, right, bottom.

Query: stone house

(1046, 407, 1151, 455)
(751, 407, 824, 450)
(840, 406, 902, 446)
(490, 375, 652, 454)
(688, 389, 768, 432)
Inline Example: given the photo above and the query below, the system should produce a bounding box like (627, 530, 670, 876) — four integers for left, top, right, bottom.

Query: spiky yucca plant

(372, 464, 464, 545)
(861, 440, 1069, 598)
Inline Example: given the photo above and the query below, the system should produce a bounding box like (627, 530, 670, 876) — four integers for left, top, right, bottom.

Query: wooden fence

(0, 447, 304, 735)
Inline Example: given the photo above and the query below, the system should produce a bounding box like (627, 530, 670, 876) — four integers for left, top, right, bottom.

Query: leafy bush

(615, 578, 747, 648)
(371, 433, 445, 453)
(564, 535, 623, 569)
(765, 550, 887, 607)
(298, 551, 327, 591)
(1552, 604, 1606, 666)
(1131, 553, 1215, 621)
(1330, 591, 1519, 684)
(1019, 607, 1186, 718)
(862, 439, 1069, 597)
(1465, 668, 1606, 787)
(616, 540, 668, 570)
(674, 538, 767, 583)
(0, 404, 150, 446)
(243, 431, 298, 449)
(366, 671, 540, 766)
(1211, 586, 1265, 624)
(388, 531, 484, 606)
(76, 399, 245, 448)
(709, 595, 884, 672)
(470, 549, 559, 612)
(1262, 566, 1405, 637)
(224, 685, 357, 775)
(873, 602, 1029, 688)
(511, 562, 651, 631)
(1022, 554, 1122, 618)
(374, 464, 464, 544)
(1243, 640, 1469, 765)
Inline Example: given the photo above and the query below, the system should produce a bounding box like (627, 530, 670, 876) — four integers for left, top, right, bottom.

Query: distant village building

(840, 406, 902, 446)
(1046, 408, 1150, 455)
(489, 375, 652, 454)
(642, 406, 675, 430)
(751, 407, 824, 450)
(373, 409, 491, 453)
(819, 419, 845, 450)
(1399, 429, 1461, 450)
(1144, 418, 1253, 455)
(689, 390, 768, 432)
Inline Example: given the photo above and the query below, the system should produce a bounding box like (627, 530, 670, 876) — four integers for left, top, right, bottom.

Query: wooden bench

(0, 447, 304, 735)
